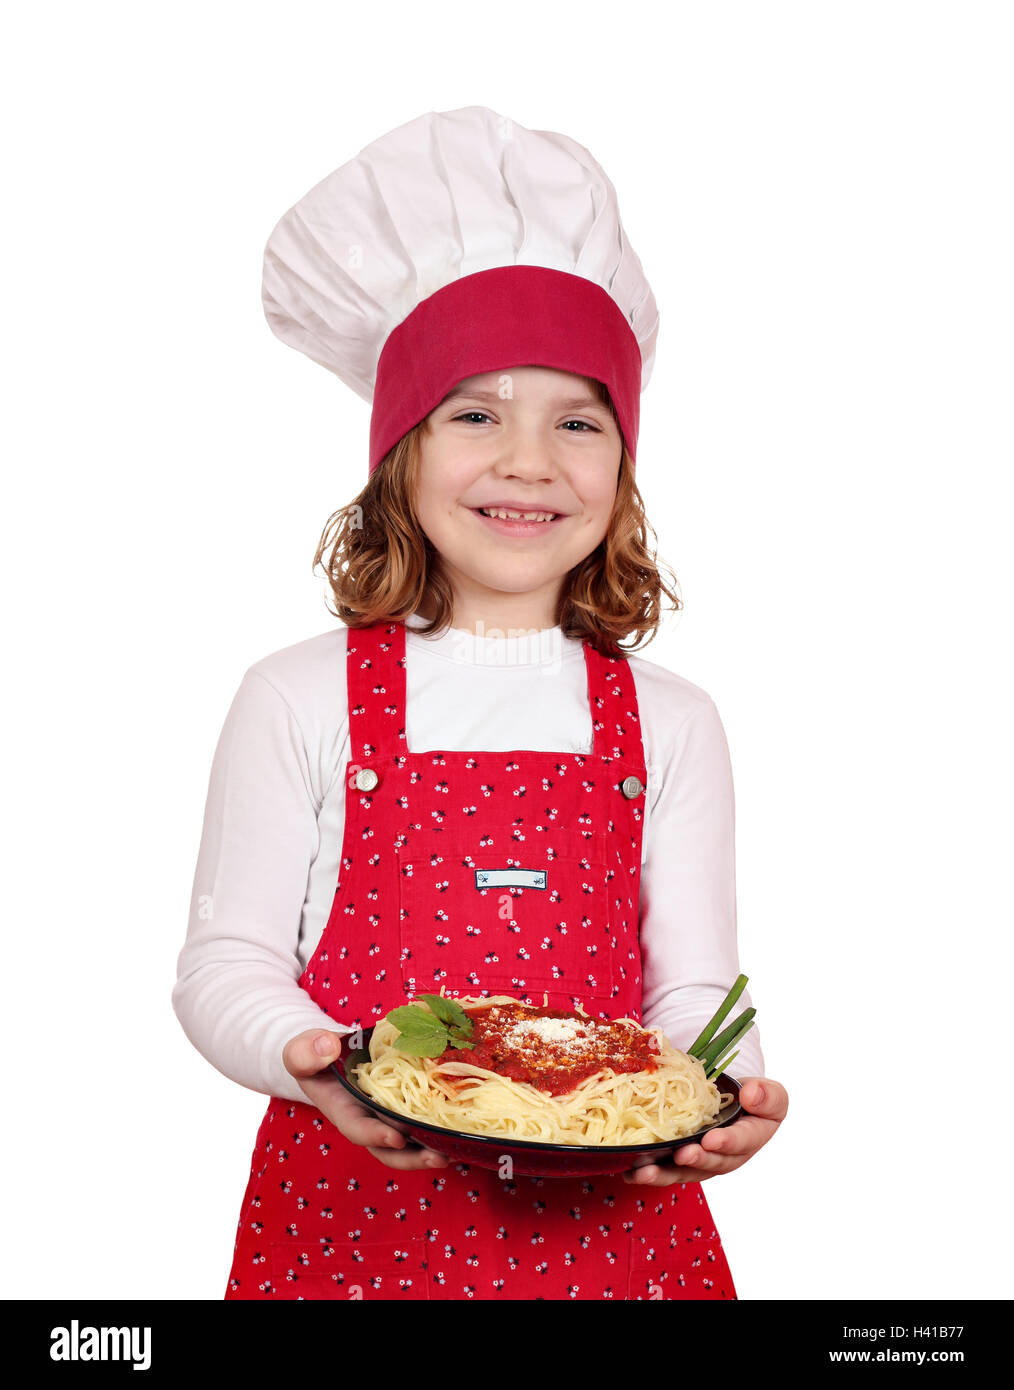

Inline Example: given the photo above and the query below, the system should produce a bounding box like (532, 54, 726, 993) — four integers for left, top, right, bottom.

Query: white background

(2, 0, 1011, 1301)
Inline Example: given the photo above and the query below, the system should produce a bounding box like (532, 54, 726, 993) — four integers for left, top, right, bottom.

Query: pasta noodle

(354, 995, 735, 1146)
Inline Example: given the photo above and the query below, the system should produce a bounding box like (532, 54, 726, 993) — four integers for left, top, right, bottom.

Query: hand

(621, 1077, 788, 1187)
(283, 1030, 450, 1172)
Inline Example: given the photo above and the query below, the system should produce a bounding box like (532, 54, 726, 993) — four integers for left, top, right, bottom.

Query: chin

(464, 561, 565, 592)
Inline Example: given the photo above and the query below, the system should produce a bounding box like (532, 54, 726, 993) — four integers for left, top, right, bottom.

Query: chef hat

(262, 106, 658, 474)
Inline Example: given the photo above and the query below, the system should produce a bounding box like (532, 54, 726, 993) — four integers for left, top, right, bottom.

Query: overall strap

(345, 621, 406, 764)
(584, 639, 647, 772)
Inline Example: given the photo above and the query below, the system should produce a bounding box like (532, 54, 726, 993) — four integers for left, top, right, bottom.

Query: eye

(450, 411, 602, 432)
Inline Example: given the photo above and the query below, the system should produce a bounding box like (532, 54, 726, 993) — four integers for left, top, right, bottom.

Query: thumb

(739, 1078, 788, 1120)
(283, 1029, 346, 1079)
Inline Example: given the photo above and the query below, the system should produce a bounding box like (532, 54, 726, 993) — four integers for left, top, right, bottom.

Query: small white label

(475, 868, 546, 890)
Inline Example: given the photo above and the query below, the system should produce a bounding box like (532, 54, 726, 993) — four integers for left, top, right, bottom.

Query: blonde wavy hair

(313, 379, 682, 656)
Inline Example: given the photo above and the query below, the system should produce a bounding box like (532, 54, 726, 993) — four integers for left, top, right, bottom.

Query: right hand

(282, 1029, 449, 1171)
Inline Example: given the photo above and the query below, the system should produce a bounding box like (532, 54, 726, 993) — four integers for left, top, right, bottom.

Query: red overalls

(225, 620, 736, 1300)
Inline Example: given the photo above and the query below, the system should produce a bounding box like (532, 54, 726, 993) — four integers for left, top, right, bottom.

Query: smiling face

(414, 366, 624, 631)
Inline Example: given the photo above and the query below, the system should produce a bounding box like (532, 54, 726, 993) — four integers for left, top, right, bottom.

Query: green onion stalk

(686, 974, 755, 1081)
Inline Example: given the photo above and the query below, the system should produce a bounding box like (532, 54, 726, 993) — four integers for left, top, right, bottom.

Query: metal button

(621, 775, 643, 799)
(355, 767, 379, 792)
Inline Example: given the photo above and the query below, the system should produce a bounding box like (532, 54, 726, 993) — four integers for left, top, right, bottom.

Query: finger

(295, 1072, 410, 1149)
(699, 1116, 775, 1159)
(669, 1158, 744, 1183)
(332, 1108, 413, 1150)
(623, 1164, 668, 1185)
(623, 1158, 741, 1187)
(737, 1077, 789, 1121)
(667, 1142, 729, 1174)
(623, 1144, 734, 1183)
(365, 1144, 451, 1171)
(623, 1165, 680, 1187)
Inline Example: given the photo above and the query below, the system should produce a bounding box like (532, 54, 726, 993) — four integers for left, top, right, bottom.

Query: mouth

(469, 506, 566, 536)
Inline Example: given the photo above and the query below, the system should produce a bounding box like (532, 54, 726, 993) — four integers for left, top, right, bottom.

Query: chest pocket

(396, 823, 617, 1010)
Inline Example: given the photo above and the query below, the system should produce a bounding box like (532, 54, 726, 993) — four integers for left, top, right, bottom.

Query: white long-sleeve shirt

(173, 615, 764, 1105)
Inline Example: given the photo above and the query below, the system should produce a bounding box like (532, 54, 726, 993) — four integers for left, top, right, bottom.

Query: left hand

(621, 1077, 788, 1187)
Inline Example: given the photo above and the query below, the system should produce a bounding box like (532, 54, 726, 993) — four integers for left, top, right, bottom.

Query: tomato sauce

(435, 1001, 660, 1096)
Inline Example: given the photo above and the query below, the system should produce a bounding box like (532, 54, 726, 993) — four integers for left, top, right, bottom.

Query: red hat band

(369, 265, 643, 474)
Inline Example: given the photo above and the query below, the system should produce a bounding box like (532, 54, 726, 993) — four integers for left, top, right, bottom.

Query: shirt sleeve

(172, 668, 354, 1104)
(639, 695, 766, 1080)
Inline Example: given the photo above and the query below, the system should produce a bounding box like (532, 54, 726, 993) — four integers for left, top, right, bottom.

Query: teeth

(480, 508, 557, 522)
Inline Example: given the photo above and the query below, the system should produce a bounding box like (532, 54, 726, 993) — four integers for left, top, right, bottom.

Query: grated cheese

(499, 1013, 622, 1057)
(512, 1016, 583, 1044)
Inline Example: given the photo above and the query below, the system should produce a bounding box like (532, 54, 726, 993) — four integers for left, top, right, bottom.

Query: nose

(491, 419, 561, 482)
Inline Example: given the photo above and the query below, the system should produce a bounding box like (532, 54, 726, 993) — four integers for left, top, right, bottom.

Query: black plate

(329, 1026, 742, 1178)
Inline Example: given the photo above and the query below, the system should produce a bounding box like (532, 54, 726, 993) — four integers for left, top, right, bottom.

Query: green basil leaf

(387, 1005, 444, 1038)
(387, 1010, 447, 1056)
(420, 993, 473, 1033)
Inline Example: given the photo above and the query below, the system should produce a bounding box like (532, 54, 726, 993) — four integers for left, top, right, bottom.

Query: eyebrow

(438, 386, 609, 412)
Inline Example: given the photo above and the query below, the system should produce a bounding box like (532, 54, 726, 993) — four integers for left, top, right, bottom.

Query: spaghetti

(354, 995, 734, 1146)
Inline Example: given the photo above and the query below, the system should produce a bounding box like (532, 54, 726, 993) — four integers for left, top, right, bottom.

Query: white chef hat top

(261, 105, 659, 473)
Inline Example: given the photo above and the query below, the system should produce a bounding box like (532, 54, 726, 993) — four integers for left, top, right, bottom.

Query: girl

(174, 106, 788, 1301)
